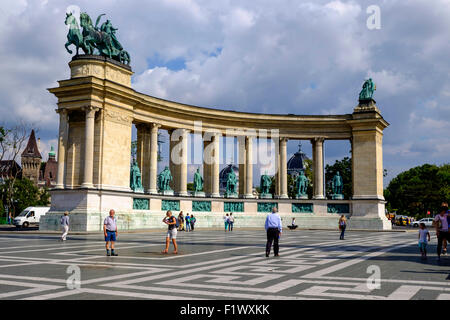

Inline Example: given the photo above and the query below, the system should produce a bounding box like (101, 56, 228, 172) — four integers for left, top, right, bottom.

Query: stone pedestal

(225, 193, 238, 199)
(193, 191, 206, 197)
(332, 194, 344, 200)
(295, 195, 308, 200)
(160, 190, 174, 196)
(260, 194, 273, 199)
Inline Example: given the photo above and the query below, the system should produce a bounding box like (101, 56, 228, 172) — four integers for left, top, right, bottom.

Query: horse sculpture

(64, 12, 84, 55)
(65, 11, 131, 65)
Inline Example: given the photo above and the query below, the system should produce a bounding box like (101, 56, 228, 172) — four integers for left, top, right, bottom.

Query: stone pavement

(0, 229, 449, 300)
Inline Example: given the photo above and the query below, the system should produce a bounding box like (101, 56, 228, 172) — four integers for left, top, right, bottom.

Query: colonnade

(56, 113, 329, 200)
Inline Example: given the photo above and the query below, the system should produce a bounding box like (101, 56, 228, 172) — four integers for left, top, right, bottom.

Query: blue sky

(0, 0, 449, 187)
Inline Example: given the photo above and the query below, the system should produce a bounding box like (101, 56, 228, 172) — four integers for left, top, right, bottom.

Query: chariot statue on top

(65, 11, 131, 65)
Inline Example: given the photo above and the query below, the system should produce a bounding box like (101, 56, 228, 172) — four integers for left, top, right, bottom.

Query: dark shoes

(106, 250, 118, 256)
(265, 252, 270, 257)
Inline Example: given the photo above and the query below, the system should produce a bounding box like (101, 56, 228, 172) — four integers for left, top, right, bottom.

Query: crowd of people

(57, 202, 450, 260)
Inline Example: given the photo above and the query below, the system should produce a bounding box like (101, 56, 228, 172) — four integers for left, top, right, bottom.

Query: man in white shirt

(104, 209, 118, 256)
(264, 207, 282, 257)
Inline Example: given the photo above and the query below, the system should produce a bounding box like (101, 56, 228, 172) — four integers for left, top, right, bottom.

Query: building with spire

(21, 130, 42, 185)
(20, 130, 58, 188)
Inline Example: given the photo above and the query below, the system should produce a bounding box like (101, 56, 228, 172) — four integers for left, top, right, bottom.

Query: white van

(13, 207, 50, 228)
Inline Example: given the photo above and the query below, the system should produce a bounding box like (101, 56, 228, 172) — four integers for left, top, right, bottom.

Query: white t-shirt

(434, 213, 449, 232)
(419, 229, 429, 243)
(224, 216, 229, 222)
(229, 216, 235, 223)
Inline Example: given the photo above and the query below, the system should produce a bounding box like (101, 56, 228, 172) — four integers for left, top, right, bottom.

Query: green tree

(385, 164, 450, 219)
(325, 157, 352, 199)
(0, 178, 50, 216)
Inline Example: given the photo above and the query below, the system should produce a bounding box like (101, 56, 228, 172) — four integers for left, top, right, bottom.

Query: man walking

(60, 211, 70, 241)
(104, 209, 118, 256)
(228, 213, 235, 231)
(434, 203, 450, 260)
(265, 207, 282, 257)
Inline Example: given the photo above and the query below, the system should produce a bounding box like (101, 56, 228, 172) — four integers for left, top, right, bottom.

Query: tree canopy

(385, 164, 450, 218)
(325, 157, 352, 199)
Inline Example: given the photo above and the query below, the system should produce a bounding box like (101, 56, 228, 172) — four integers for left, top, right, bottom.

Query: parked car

(13, 207, 50, 228)
(411, 218, 434, 228)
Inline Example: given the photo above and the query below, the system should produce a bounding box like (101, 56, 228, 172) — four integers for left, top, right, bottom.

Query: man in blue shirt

(265, 207, 282, 257)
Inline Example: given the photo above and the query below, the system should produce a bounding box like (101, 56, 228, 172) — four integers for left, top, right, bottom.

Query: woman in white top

(224, 214, 229, 232)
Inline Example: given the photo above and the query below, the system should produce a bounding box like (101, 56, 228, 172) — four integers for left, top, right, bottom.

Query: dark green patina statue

(260, 173, 272, 197)
(295, 171, 309, 198)
(130, 161, 144, 193)
(65, 11, 130, 65)
(158, 166, 173, 192)
(193, 168, 204, 192)
(359, 78, 376, 101)
(225, 170, 238, 197)
(331, 171, 344, 200)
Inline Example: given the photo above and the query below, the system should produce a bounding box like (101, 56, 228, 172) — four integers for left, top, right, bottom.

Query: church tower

(21, 130, 42, 185)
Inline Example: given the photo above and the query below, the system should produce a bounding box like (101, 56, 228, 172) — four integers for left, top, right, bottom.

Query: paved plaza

(0, 229, 449, 300)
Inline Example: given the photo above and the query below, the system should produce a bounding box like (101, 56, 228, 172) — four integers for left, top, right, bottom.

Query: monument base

(295, 195, 308, 200)
(225, 193, 238, 198)
(160, 190, 174, 196)
(260, 194, 273, 199)
(39, 189, 391, 232)
(332, 194, 344, 200)
(193, 191, 206, 197)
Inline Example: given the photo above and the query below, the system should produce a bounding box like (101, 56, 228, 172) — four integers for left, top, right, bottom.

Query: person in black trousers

(264, 207, 282, 257)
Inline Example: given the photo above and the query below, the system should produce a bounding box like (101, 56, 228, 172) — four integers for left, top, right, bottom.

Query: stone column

(136, 124, 150, 191)
(238, 136, 246, 197)
(244, 136, 254, 198)
(211, 133, 221, 198)
(178, 129, 189, 196)
(278, 138, 289, 199)
(149, 123, 160, 194)
(55, 109, 68, 189)
(312, 138, 325, 199)
(81, 106, 98, 189)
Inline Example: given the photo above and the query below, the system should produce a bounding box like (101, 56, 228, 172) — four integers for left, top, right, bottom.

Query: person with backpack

(338, 215, 347, 240)
(178, 211, 185, 231)
(185, 213, 191, 232)
(190, 214, 196, 231)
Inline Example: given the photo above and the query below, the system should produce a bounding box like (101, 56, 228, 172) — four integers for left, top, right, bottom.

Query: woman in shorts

(162, 210, 178, 254)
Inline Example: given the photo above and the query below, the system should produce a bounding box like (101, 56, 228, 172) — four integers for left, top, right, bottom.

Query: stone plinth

(193, 191, 206, 197)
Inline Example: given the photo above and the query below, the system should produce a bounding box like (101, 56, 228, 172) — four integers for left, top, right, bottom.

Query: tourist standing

(339, 215, 347, 240)
(60, 211, 70, 241)
(190, 214, 196, 231)
(104, 209, 118, 256)
(185, 213, 191, 232)
(178, 211, 185, 231)
(434, 204, 450, 260)
(265, 207, 282, 257)
(224, 213, 229, 231)
(418, 223, 431, 260)
(228, 213, 235, 231)
(162, 210, 178, 254)
(288, 218, 298, 230)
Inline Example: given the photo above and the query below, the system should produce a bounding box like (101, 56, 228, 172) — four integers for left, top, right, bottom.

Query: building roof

(0, 160, 22, 179)
(21, 130, 42, 159)
(287, 144, 309, 174)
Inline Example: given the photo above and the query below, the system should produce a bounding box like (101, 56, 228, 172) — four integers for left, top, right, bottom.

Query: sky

(0, 0, 449, 187)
